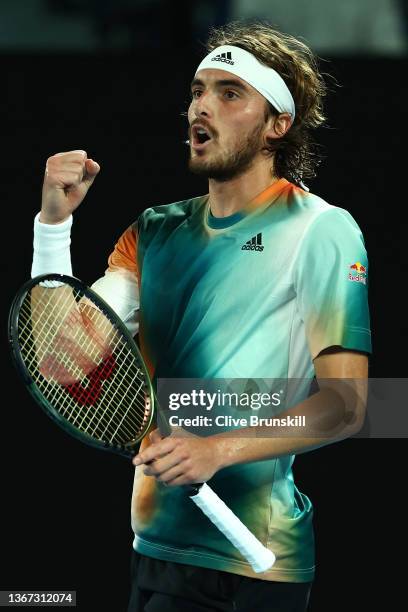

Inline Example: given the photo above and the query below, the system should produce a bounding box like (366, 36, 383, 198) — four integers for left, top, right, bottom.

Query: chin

(188, 158, 249, 182)
(188, 157, 213, 177)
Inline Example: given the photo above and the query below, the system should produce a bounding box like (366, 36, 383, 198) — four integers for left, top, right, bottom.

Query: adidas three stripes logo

(211, 51, 235, 65)
(241, 233, 264, 252)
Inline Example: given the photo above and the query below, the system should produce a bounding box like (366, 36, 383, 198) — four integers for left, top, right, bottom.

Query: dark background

(1, 2, 407, 611)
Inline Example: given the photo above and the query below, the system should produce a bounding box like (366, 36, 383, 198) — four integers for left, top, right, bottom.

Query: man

(32, 21, 371, 612)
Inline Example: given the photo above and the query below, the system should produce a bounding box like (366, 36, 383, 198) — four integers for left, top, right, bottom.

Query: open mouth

(196, 129, 211, 144)
(191, 125, 212, 148)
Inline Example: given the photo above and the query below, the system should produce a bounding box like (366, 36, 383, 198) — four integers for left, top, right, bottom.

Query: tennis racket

(8, 273, 275, 573)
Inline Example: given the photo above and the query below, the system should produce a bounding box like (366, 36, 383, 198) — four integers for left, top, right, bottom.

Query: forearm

(30, 210, 120, 375)
(133, 378, 367, 487)
(211, 384, 366, 469)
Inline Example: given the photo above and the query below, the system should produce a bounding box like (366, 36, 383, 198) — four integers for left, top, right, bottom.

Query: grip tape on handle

(190, 483, 276, 573)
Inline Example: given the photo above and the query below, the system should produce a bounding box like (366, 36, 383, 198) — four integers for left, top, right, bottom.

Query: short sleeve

(293, 208, 372, 360)
(107, 224, 139, 276)
(90, 224, 140, 336)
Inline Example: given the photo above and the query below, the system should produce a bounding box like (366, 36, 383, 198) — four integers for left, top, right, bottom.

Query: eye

(224, 90, 238, 100)
(191, 90, 202, 99)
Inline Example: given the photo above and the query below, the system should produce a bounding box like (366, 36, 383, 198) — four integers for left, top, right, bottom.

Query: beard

(188, 122, 265, 182)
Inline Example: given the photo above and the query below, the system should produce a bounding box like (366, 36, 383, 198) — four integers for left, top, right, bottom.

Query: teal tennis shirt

(96, 178, 372, 582)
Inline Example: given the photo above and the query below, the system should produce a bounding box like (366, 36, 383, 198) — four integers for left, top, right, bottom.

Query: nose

(193, 92, 212, 119)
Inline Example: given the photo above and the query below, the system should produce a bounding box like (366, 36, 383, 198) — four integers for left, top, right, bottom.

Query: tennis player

(31, 22, 371, 612)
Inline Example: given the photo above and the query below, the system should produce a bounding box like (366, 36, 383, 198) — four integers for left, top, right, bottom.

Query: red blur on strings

(39, 353, 117, 408)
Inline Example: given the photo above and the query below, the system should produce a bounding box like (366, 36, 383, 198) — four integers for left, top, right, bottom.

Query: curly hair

(205, 21, 328, 185)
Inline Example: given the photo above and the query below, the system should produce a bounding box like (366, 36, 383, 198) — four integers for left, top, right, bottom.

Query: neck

(208, 159, 279, 218)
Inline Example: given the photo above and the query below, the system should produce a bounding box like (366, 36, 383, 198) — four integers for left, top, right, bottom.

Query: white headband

(195, 45, 295, 121)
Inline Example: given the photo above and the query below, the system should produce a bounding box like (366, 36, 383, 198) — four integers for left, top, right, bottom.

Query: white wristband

(31, 212, 73, 278)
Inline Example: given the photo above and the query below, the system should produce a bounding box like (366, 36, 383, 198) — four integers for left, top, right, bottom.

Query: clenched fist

(40, 150, 100, 224)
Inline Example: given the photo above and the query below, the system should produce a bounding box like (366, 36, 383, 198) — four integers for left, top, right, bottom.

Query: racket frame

(8, 273, 155, 458)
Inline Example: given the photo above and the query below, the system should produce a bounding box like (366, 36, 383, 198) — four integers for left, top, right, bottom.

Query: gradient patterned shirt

(91, 178, 372, 582)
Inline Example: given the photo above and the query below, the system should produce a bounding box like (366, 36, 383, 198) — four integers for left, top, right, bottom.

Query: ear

(265, 112, 292, 141)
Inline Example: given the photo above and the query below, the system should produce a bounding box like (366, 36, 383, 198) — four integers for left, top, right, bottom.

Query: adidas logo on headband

(211, 51, 235, 66)
(197, 45, 296, 120)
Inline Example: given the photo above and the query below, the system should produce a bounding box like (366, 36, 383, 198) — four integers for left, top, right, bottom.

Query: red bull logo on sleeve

(348, 262, 367, 284)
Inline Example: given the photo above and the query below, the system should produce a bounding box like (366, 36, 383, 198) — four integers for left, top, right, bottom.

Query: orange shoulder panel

(107, 225, 139, 277)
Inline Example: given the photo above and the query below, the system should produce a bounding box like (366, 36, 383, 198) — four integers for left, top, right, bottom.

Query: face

(187, 69, 272, 181)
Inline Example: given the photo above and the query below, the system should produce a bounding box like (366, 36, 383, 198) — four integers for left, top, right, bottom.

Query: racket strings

(27, 332, 148, 443)
(17, 286, 152, 445)
(20, 288, 109, 377)
(36, 340, 148, 439)
(83, 346, 144, 439)
(21, 285, 78, 350)
(21, 303, 144, 414)
(23, 297, 140, 396)
(67, 342, 146, 437)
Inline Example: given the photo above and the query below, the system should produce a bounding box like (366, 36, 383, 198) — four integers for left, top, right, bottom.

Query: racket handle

(189, 483, 276, 573)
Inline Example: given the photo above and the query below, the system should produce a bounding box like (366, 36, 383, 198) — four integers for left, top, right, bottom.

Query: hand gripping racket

(8, 274, 275, 573)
